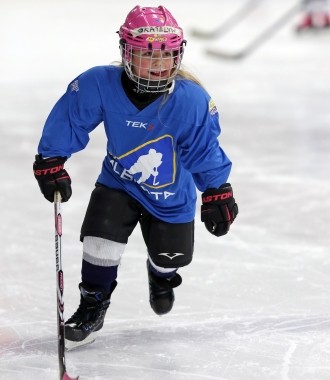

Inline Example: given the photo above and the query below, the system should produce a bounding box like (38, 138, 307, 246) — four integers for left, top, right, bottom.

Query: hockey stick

(190, 0, 260, 39)
(54, 191, 79, 380)
(206, 2, 301, 60)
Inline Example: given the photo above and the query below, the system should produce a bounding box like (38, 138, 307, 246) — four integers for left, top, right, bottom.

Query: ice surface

(1, 0, 330, 379)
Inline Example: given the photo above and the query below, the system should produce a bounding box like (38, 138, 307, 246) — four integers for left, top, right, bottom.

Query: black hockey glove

(33, 154, 72, 202)
(201, 183, 238, 237)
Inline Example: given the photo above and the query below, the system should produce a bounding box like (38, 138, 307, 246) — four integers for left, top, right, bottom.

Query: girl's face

(131, 49, 175, 80)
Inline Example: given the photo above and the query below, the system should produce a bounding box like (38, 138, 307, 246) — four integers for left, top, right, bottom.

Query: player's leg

(65, 185, 141, 341)
(140, 214, 194, 315)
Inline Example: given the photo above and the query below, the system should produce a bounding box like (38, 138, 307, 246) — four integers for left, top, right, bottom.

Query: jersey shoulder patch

(209, 98, 218, 116)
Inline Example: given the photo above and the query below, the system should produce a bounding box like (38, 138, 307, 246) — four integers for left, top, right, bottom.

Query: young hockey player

(296, 0, 330, 31)
(33, 5, 238, 344)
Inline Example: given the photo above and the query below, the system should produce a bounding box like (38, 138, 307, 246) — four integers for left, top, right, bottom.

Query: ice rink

(1, 0, 330, 379)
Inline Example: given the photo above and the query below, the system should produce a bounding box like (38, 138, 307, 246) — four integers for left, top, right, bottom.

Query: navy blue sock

(148, 260, 177, 279)
(81, 260, 118, 295)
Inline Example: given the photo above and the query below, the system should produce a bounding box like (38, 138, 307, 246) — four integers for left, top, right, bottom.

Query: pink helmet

(118, 5, 186, 92)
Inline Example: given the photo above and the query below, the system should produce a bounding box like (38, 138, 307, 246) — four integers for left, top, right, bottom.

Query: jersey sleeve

(37, 67, 104, 158)
(177, 88, 232, 192)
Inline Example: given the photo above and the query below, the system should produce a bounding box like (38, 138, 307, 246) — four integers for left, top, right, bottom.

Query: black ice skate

(147, 260, 182, 315)
(65, 281, 117, 343)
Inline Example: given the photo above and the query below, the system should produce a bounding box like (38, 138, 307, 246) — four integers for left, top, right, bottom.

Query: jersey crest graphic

(117, 135, 176, 189)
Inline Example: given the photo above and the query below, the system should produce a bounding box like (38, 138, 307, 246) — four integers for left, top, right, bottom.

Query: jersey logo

(117, 135, 176, 189)
(209, 98, 218, 116)
(128, 148, 162, 185)
(70, 79, 79, 92)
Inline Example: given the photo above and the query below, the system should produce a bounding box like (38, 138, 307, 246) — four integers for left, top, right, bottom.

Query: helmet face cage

(120, 42, 185, 92)
(118, 6, 186, 93)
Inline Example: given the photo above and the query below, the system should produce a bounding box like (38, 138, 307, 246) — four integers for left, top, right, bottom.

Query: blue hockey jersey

(38, 65, 232, 223)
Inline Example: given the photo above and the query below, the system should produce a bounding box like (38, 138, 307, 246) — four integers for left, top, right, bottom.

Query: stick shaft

(191, 0, 260, 39)
(206, 2, 301, 60)
(54, 191, 66, 379)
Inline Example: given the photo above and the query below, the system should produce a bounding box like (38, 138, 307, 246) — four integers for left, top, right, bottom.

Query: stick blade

(62, 372, 79, 380)
(206, 48, 247, 60)
(190, 29, 218, 39)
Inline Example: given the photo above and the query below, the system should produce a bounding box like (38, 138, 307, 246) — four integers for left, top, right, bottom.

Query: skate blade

(65, 335, 96, 351)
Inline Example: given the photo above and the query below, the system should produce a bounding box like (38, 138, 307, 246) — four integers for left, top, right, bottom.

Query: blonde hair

(177, 66, 205, 89)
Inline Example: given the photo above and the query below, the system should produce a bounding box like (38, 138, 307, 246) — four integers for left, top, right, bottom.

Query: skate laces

(66, 299, 91, 324)
(67, 297, 110, 325)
